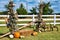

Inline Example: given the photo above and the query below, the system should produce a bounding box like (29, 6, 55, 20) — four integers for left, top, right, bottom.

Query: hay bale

(19, 30, 34, 36)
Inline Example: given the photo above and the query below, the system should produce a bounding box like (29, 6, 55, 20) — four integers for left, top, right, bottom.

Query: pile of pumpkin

(9, 31, 38, 38)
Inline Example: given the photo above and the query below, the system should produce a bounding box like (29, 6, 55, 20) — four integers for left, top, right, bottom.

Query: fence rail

(0, 15, 60, 17)
(0, 22, 60, 26)
(0, 15, 60, 26)
(0, 18, 60, 22)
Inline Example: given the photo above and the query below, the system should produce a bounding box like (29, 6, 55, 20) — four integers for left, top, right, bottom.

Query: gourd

(14, 32, 20, 38)
(32, 32, 38, 36)
(9, 34, 14, 38)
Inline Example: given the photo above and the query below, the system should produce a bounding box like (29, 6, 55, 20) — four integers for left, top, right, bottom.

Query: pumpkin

(20, 36, 25, 38)
(14, 32, 20, 38)
(32, 32, 38, 36)
(9, 34, 14, 38)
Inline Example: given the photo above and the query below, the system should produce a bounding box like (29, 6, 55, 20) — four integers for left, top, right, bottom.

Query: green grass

(0, 21, 30, 24)
(0, 22, 5, 24)
(0, 31, 60, 40)
(0, 26, 9, 34)
(0, 25, 60, 40)
(0, 21, 60, 24)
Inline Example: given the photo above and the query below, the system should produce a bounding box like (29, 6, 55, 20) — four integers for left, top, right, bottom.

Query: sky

(0, 0, 60, 13)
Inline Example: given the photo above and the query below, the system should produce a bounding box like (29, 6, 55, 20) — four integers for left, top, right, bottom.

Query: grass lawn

(0, 31, 60, 40)
(0, 25, 60, 40)
(0, 26, 9, 34)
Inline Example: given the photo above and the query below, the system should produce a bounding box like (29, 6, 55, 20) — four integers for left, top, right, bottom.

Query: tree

(0, 11, 8, 15)
(0, 12, 3, 15)
(43, 2, 53, 15)
(5, 5, 9, 10)
(30, 7, 37, 15)
(2, 11, 8, 15)
(16, 3, 27, 15)
(0, 4, 9, 15)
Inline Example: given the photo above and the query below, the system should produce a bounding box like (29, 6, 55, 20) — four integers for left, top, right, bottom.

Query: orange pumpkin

(14, 32, 20, 38)
(32, 32, 38, 36)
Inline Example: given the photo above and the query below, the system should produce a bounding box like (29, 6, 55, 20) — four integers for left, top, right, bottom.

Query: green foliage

(5, 5, 9, 10)
(30, 7, 37, 15)
(16, 3, 28, 15)
(0, 11, 8, 15)
(43, 2, 53, 15)
(0, 12, 3, 15)
(2, 11, 8, 15)
(0, 4, 9, 15)
(38, 2, 53, 15)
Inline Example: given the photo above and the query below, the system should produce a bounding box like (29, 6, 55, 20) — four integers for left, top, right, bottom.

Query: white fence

(0, 15, 60, 26)
(0, 15, 60, 17)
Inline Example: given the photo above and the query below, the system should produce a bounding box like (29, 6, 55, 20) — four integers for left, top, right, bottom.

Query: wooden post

(32, 14, 35, 29)
(7, 0, 17, 34)
(36, 0, 44, 32)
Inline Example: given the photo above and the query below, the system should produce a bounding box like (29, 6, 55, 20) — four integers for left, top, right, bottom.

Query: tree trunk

(36, 4, 44, 32)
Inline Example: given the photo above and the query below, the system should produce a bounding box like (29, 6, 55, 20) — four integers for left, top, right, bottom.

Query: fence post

(31, 14, 35, 28)
(32, 14, 35, 25)
(54, 14, 56, 26)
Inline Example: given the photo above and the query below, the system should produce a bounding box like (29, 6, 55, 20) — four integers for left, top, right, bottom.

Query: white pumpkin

(9, 34, 14, 38)
(20, 36, 25, 38)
